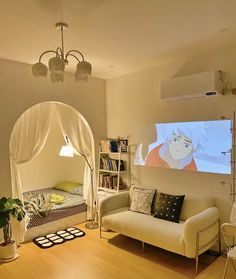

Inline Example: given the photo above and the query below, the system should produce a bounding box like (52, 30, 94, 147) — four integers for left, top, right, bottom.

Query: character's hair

(156, 121, 208, 153)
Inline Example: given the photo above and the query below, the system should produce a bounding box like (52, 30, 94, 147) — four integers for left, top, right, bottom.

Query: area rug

(33, 227, 85, 249)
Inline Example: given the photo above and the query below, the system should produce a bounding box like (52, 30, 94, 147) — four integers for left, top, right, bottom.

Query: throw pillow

(53, 181, 82, 193)
(130, 188, 156, 215)
(154, 192, 185, 223)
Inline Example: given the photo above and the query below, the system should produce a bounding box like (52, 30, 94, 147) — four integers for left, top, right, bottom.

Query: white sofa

(99, 191, 221, 275)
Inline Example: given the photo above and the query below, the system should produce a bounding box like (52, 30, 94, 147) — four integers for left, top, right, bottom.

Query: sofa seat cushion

(102, 208, 185, 256)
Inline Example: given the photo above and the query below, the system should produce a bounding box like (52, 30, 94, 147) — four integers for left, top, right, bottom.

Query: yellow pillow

(53, 181, 82, 192)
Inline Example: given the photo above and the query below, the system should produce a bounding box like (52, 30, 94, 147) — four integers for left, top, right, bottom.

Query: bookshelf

(97, 139, 130, 193)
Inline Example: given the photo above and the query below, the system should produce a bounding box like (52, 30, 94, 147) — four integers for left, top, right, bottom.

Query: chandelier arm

(66, 53, 81, 63)
(56, 47, 64, 59)
(66, 50, 85, 61)
(39, 50, 59, 63)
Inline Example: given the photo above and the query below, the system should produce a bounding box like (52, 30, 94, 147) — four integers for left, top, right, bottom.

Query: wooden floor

(0, 223, 235, 279)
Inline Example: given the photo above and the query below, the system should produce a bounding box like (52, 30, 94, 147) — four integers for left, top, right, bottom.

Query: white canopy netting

(9, 102, 95, 243)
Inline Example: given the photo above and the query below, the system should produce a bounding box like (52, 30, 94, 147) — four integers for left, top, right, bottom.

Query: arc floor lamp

(59, 136, 98, 229)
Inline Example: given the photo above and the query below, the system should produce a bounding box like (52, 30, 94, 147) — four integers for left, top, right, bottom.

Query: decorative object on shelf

(0, 197, 26, 262)
(32, 22, 92, 82)
(118, 139, 128, 153)
(59, 135, 98, 229)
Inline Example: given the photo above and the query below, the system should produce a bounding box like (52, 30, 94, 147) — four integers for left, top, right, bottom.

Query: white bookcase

(97, 140, 130, 194)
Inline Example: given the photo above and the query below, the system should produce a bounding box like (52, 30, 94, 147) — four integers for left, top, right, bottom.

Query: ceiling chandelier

(32, 22, 92, 82)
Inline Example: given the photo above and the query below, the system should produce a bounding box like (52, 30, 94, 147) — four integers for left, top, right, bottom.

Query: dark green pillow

(154, 192, 185, 223)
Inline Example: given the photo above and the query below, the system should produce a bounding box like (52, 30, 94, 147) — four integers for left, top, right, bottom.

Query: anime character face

(169, 133, 193, 160)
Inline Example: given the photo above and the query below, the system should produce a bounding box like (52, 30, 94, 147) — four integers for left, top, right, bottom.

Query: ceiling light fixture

(32, 22, 92, 82)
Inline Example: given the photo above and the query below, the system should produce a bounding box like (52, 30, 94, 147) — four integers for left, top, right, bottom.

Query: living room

(1, 1, 236, 278)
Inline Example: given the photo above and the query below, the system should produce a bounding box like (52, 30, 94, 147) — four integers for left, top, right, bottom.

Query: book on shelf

(100, 139, 119, 152)
(99, 174, 126, 190)
(100, 139, 129, 153)
(99, 174, 118, 189)
(100, 156, 125, 171)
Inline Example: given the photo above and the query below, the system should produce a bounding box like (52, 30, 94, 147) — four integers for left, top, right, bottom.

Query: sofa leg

(218, 219, 221, 255)
(218, 236, 221, 255)
(195, 256, 199, 276)
(99, 225, 102, 238)
(142, 241, 145, 252)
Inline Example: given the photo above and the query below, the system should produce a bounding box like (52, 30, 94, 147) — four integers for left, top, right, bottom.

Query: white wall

(106, 44, 236, 224)
(0, 59, 106, 197)
(18, 111, 85, 192)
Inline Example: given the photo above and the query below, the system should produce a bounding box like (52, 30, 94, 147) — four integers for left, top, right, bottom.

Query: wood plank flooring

(0, 223, 235, 279)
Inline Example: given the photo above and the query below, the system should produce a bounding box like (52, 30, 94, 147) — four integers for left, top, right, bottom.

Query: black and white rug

(33, 227, 85, 249)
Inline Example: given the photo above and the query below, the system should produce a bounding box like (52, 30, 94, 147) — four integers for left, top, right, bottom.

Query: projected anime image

(134, 120, 232, 174)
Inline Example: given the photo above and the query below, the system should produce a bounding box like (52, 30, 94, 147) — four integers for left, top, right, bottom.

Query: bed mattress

(23, 188, 87, 229)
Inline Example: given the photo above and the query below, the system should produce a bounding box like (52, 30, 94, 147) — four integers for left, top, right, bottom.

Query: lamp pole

(231, 111, 236, 203)
(79, 153, 98, 229)
(60, 138, 98, 229)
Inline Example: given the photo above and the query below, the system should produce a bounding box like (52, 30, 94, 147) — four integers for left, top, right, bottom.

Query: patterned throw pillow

(154, 192, 185, 223)
(130, 188, 156, 215)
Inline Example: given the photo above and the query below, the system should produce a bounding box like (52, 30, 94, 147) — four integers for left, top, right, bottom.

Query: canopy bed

(9, 101, 96, 243)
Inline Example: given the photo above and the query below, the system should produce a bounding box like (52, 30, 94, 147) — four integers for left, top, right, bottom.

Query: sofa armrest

(99, 191, 129, 224)
(183, 207, 220, 258)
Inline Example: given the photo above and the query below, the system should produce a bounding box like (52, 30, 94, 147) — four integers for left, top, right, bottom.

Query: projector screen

(134, 120, 232, 174)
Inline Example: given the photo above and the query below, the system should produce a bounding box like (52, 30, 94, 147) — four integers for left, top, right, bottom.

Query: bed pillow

(130, 188, 156, 215)
(154, 192, 185, 223)
(53, 181, 82, 193)
(69, 185, 83, 196)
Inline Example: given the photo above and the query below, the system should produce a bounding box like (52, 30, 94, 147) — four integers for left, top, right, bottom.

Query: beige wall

(106, 44, 236, 224)
(18, 112, 85, 192)
(0, 59, 106, 197)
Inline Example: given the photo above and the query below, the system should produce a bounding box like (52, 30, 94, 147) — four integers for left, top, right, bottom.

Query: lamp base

(85, 221, 99, 229)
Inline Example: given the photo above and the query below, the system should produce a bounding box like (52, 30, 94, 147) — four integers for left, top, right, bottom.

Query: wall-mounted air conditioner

(160, 70, 224, 101)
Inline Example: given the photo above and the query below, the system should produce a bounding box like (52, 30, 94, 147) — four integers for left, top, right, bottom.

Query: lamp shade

(49, 57, 65, 73)
(59, 145, 74, 157)
(32, 62, 48, 77)
(75, 61, 92, 81)
(75, 70, 88, 81)
(50, 72, 64, 83)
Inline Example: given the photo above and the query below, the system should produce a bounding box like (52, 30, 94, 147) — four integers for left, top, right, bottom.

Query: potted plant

(0, 197, 25, 261)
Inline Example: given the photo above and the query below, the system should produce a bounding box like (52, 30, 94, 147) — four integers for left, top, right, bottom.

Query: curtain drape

(9, 103, 52, 244)
(54, 103, 96, 219)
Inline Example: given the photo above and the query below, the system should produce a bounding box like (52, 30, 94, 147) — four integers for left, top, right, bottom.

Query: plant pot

(0, 241, 17, 260)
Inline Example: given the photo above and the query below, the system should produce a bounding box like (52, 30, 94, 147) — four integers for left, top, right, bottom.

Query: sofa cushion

(102, 208, 185, 256)
(130, 187, 156, 215)
(154, 192, 185, 223)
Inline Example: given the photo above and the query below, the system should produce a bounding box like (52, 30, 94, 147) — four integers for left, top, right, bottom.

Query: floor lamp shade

(59, 145, 74, 157)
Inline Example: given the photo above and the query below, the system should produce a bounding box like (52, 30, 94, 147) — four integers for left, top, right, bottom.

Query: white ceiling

(1, 0, 236, 79)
